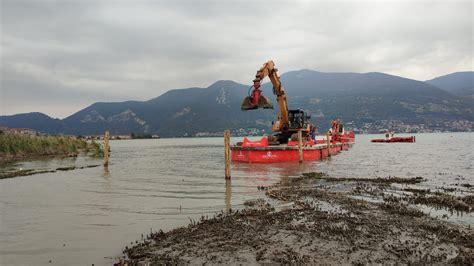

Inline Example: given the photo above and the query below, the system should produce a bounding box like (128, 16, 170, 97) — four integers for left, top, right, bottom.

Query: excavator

(241, 60, 312, 144)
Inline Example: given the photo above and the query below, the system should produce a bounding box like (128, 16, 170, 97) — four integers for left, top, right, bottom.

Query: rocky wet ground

(116, 173, 473, 265)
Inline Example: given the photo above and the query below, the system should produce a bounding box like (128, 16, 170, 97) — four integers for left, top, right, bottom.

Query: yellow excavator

(241, 60, 312, 144)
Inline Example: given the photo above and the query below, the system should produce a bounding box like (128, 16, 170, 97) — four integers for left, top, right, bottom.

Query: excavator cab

(241, 81, 273, 110)
(288, 109, 311, 130)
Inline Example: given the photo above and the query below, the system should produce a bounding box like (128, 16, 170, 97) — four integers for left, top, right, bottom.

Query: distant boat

(371, 136, 415, 143)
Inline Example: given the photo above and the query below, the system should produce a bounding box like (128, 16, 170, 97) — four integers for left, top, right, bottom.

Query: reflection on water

(225, 180, 231, 212)
(0, 133, 472, 265)
(234, 160, 312, 189)
(103, 166, 110, 178)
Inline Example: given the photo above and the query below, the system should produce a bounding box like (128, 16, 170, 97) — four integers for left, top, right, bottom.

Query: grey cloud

(1, 0, 472, 118)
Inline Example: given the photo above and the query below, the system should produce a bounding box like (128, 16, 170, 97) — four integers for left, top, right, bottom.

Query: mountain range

(1, 70, 473, 136)
(425, 71, 474, 98)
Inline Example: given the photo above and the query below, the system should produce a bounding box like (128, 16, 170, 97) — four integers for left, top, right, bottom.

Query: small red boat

(371, 136, 415, 143)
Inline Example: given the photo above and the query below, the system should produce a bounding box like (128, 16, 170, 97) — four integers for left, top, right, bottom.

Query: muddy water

(317, 132, 473, 188)
(0, 133, 472, 265)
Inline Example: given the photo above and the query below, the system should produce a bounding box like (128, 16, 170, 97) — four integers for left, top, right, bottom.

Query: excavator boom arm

(243, 60, 289, 132)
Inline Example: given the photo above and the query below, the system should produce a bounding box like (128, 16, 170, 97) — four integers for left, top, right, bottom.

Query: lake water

(0, 133, 473, 265)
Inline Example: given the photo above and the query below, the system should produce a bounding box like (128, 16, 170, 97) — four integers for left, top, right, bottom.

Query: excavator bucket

(241, 95, 273, 110)
(257, 95, 274, 109)
(241, 96, 256, 110)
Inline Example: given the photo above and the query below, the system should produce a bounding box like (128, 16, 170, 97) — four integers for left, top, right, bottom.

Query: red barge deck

(231, 142, 353, 163)
(231, 132, 355, 163)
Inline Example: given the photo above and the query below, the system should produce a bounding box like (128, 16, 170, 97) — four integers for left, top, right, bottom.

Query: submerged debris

(403, 187, 431, 194)
(243, 198, 267, 207)
(385, 190, 474, 213)
(409, 194, 473, 212)
(302, 172, 425, 184)
(456, 183, 473, 188)
(379, 202, 425, 217)
(0, 169, 54, 179)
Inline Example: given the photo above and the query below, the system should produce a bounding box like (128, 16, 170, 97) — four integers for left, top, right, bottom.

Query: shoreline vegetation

(117, 173, 473, 265)
(0, 132, 103, 165)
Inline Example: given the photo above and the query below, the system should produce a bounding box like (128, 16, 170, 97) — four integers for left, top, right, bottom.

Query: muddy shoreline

(0, 151, 103, 179)
(117, 173, 473, 265)
(0, 164, 101, 179)
(0, 154, 74, 166)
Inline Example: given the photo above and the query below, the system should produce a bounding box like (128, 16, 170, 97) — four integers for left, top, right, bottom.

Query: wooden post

(224, 130, 231, 179)
(326, 131, 331, 157)
(297, 130, 303, 163)
(103, 131, 110, 166)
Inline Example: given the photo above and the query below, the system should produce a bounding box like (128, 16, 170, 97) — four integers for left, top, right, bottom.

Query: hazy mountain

(0, 112, 64, 133)
(61, 80, 273, 136)
(1, 70, 473, 136)
(426, 71, 474, 97)
(270, 70, 473, 127)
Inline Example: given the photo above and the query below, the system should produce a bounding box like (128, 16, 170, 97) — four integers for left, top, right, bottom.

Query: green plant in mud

(88, 140, 104, 157)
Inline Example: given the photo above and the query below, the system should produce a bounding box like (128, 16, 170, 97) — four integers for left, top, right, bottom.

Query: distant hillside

(61, 80, 273, 136)
(426, 71, 474, 97)
(0, 112, 64, 133)
(269, 70, 473, 126)
(1, 70, 473, 136)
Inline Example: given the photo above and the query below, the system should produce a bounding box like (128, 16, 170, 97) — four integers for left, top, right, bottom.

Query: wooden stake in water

(298, 130, 303, 163)
(103, 131, 110, 166)
(224, 130, 231, 179)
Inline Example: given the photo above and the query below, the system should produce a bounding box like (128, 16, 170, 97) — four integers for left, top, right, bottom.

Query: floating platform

(231, 134, 355, 163)
(371, 136, 415, 143)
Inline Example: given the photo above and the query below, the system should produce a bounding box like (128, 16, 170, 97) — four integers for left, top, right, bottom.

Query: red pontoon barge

(232, 131, 355, 163)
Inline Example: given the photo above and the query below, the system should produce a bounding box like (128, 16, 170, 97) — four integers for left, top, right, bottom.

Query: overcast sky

(1, 0, 472, 118)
